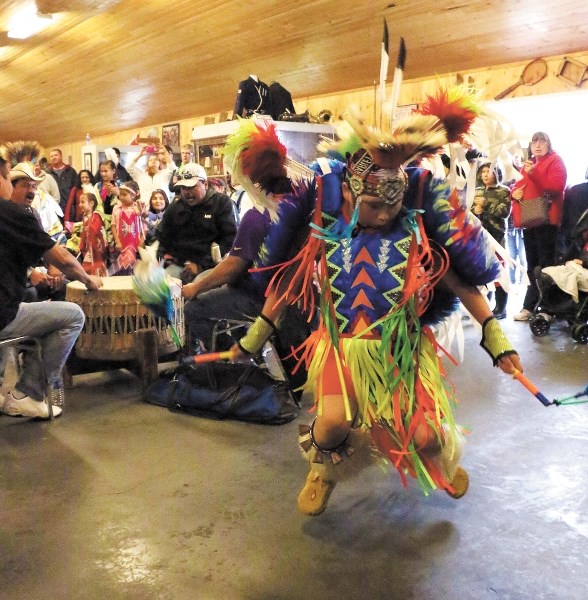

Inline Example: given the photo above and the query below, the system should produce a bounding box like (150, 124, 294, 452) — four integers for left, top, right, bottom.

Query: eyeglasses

(178, 172, 204, 181)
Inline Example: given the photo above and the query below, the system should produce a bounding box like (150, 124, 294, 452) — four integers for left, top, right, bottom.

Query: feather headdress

(320, 85, 483, 172)
(419, 85, 482, 143)
(223, 120, 292, 222)
(0, 140, 43, 166)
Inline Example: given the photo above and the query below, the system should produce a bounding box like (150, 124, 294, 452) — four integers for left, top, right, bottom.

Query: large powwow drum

(66, 276, 184, 360)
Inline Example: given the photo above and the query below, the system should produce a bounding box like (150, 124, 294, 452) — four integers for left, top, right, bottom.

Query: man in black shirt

(157, 163, 236, 282)
(0, 159, 102, 419)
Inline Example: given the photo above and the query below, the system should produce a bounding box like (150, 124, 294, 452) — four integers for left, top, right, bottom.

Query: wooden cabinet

(193, 137, 226, 177)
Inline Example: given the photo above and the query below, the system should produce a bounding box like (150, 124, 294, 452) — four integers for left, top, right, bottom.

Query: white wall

(489, 90, 588, 186)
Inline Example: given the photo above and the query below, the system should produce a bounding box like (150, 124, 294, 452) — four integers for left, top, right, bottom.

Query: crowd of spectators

(468, 131, 588, 322)
(2, 127, 587, 422)
(0, 142, 238, 419)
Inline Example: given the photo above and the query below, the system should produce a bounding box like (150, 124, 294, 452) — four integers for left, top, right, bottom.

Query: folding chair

(210, 319, 287, 381)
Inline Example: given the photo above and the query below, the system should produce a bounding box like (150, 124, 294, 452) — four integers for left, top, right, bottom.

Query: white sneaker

(0, 392, 62, 419)
(514, 309, 533, 321)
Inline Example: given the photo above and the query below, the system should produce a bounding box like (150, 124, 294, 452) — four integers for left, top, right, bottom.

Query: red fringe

(419, 89, 478, 144)
(364, 317, 457, 492)
(240, 123, 288, 189)
(263, 177, 326, 319)
(402, 212, 449, 317)
(445, 188, 477, 245)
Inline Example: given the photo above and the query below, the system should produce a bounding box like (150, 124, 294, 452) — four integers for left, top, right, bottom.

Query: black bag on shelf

(143, 362, 299, 425)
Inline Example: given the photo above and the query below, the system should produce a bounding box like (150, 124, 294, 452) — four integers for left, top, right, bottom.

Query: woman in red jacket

(510, 132, 567, 320)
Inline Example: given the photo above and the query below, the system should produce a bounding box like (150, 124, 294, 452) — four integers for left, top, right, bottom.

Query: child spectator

(64, 169, 96, 226)
(110, 181, 144, 275)
(95, 160, 121, 216)
(79, 192, 107, 276)
(472, 163, 511, 318)
(145, 188, 169, 245)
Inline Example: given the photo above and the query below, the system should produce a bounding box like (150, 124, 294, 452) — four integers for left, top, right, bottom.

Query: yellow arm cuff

(480, 317, 518, 366)
(238, 315, 276, 355)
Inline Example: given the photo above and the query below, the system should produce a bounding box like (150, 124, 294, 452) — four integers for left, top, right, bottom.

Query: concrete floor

(1, 296, 587, 600)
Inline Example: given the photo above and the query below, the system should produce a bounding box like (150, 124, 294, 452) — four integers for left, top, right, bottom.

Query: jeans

(0, 301, 84, 401)
(506, 227, 526, 284)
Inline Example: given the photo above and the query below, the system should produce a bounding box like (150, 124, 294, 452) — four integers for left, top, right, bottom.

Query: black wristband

(237, 341, 252, 356)
(259, 313, 277, 333)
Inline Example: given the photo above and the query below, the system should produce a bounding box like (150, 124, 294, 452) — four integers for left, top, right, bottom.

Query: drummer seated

(182, 204, 310, 391)
(0, 157, 102, 420)
(156, 163, 236, 284)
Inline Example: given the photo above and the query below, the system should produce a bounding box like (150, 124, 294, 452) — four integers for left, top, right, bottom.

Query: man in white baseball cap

(156, 163, 236, 282)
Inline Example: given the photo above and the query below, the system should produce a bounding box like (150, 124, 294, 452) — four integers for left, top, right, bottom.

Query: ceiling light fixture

(7, 7, 53, 40)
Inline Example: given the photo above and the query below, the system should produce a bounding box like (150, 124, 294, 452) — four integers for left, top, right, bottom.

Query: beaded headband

(346, 149, 407, 205)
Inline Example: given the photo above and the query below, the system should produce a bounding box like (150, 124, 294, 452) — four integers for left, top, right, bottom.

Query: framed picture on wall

(162, 123, 180, 147)
(83, 152, 93, 173)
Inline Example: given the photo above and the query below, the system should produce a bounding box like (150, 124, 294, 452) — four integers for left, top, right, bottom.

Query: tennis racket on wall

(494, 58, 548, 100)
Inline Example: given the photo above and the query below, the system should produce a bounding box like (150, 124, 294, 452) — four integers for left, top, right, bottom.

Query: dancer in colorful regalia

(223, 86, 524, 516)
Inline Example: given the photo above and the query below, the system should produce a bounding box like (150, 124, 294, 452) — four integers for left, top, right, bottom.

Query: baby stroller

(529, 207, 588, 343)
(529, 270, 588, 343)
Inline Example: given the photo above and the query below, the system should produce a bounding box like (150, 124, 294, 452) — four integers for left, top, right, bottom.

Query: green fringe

(319, 279, 340, 351)
(222, 118, 258, 167)
(169, 325, 182, 350)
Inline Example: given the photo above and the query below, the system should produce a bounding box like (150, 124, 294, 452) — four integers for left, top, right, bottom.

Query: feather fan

(132, 242, 182, 348)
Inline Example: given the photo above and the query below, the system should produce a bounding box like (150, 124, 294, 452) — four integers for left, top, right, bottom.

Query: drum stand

(63, 328, 174, 391)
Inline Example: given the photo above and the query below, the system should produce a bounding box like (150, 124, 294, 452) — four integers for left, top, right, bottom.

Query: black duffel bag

(143, 362, 300, 425)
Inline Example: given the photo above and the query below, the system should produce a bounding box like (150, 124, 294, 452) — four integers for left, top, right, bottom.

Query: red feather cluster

(240, 124, 288, 192)
(419, 89, 478, 143)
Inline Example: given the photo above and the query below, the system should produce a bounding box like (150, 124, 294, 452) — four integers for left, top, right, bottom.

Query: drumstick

(512, 369, 552, 407)
(190, 350, 235, 364)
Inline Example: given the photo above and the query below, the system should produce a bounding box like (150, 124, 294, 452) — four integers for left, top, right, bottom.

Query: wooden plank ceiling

(1, 0, 587, 145)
